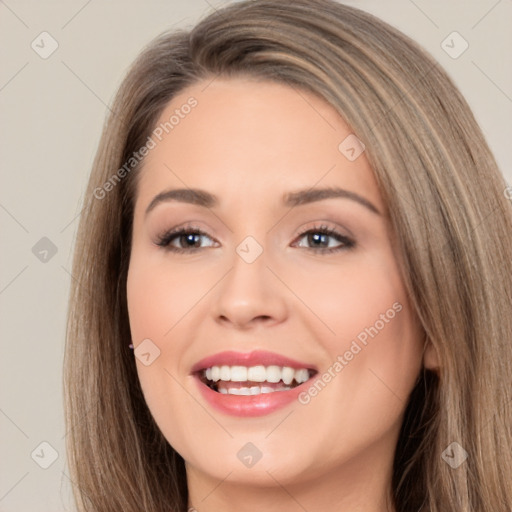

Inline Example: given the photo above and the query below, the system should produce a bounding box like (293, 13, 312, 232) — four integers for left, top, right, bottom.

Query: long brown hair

(63, 1, 512, 510)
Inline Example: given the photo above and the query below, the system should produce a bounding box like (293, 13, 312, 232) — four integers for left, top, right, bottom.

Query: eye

(292, 224, 355, 254)
(155, 224, 217, 253)
(155, 223, 355, 254)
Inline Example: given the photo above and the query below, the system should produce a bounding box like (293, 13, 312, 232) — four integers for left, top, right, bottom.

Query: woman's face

(126, 77, 432, 504)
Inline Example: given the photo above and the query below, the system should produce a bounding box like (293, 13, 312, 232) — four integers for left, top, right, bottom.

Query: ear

(423, 338, 440, 373)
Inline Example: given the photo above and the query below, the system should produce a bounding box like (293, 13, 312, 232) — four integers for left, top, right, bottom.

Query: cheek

(293, 251, 423, 411)
(126, 259, 198, 449)
(282, 250, 412, 344)
(126, 255, 199, 342)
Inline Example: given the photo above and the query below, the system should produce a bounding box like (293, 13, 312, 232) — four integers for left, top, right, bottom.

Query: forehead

(135, 77, 382, 213)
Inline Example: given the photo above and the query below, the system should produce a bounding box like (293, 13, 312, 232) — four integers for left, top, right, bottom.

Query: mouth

(190, 350, 318, 416)
(196, 364, 317, 395)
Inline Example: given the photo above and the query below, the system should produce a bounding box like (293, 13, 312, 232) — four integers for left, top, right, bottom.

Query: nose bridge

(213, 233, 287, 327)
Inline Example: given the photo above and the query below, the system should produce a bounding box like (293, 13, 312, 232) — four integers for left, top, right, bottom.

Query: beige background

(1, 0, 510, 510)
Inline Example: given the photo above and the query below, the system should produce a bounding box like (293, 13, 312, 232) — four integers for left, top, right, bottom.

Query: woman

(63, 1, 512, 511)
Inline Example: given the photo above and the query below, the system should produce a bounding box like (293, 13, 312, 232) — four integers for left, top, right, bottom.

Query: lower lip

(194, 377, 306, 417)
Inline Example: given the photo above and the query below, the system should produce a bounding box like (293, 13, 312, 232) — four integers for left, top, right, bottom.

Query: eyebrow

(145, 186, 381, 216)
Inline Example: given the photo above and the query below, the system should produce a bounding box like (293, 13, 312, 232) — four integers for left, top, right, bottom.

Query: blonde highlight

(64, 1, 512, 510)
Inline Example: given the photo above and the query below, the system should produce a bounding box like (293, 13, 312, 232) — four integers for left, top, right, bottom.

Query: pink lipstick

(191, 350, 317, 417)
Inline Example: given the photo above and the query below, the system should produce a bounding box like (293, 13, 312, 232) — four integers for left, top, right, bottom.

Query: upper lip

(191, 350, 317, 374)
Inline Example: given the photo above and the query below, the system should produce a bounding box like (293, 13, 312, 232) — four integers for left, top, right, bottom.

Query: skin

(126, 77, 439, 512)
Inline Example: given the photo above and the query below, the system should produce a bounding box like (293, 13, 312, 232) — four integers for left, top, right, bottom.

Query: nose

(212, 244, 288, 330)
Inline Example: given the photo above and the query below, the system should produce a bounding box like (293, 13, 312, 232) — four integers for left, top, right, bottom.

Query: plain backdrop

(1, 0, 511, 510)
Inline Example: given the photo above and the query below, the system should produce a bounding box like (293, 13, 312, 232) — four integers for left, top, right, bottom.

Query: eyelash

(155, 223, 355, 254)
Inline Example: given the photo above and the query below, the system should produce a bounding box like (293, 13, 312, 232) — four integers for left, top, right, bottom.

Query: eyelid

(155, 221, 355, 254)
(154, 222, 217, 249)
(292, 222, 355, 252)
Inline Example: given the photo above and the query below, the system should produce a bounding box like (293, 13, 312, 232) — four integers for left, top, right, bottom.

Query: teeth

(202, 365, 312, 385)
(230, 365, 248, 382)
(266, 365, 281, 383)
(247, 365, 266, 382)
(294, 368, 309, 384)
(282, 366, 295, 385)
(219, 365, 230, 381)
(224, 385, 292, 395)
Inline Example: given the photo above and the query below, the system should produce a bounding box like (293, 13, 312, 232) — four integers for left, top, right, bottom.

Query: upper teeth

(204, 365, 310, 385)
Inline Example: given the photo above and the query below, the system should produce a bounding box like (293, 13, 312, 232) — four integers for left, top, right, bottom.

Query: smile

(191, 350, 318, 416)
(200, 365, 314, 395)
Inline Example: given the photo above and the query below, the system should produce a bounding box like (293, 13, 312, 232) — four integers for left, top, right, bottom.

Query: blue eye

(155, 223, 355, 254)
